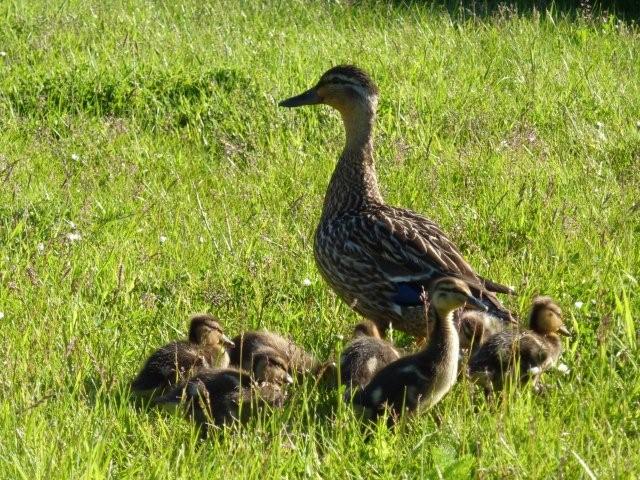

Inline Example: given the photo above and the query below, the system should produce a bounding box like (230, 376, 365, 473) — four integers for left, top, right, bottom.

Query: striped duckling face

(429, 278, 488, 315)
(279, 65, 379, 113)
(529, 297, 571, 337)
(188, 314, 235, 348)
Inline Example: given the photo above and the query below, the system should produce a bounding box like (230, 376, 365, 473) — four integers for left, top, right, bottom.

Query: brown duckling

(458, 310, 507, 352)
(352, 278, 487, 425)
(228, 331, 318, 385)
(340, 320, 401, 393)
(131, 314, 234, 395)
(154, 367, 285, 429)
(468, 296, 570, 394)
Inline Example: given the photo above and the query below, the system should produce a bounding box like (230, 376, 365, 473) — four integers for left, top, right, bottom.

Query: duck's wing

(337, 206, 515, 321)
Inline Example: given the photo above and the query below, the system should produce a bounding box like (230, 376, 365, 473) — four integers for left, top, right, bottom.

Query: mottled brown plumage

(155, 367, 285, 429)
(131, 314, 234, 395)
(468, 296, 570, 394)
(280, 65, 515, 338)
(352, 278, 487, 425)
(228, 331, 318, 385)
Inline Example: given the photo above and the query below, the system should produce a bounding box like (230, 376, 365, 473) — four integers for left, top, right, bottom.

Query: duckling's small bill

(279, 89, 321, 108)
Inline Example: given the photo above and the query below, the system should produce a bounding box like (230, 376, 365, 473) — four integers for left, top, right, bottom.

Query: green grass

(1, 0, 639, 478)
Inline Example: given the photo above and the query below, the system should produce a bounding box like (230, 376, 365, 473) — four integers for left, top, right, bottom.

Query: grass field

(1, 0, 639, 478)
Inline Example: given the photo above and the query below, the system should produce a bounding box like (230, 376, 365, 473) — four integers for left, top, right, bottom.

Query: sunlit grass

(1, 0, 639, 478)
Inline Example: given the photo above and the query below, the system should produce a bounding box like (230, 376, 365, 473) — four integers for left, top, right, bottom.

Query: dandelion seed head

(66, 232, 82, 242)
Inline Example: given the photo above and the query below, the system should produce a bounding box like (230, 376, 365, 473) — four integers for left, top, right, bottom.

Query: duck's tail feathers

(477, 275, 516, 296)
(475, 288, 517, 324)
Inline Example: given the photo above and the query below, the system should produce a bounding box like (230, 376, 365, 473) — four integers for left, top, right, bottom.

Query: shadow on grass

(388, 0, 640, 21)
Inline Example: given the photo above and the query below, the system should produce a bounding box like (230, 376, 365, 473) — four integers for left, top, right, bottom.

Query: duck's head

(188, 314, 234, 348)
(279, 65, 379, 115)
(352, 320, 382, 339)
(253, 352, 294, 386)
(429, 278, 488, 316)
(458, 311, 488, 350)
(529, 296, 570, 336)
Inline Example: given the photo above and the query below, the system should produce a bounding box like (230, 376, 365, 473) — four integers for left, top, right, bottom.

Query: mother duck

(279, 65, 514, 338)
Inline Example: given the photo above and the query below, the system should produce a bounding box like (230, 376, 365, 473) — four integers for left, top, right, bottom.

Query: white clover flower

(557, 363, 570, 375)
(574, 301, 584, 309)
(66, 232, 82, 242)
(159, 235, 167, 244)
(198, 236, 205, 244)
(302, 278, 312, 287)
(335, 333, 344, 341)
(71, 153, 79, 161)
(0, 312, 4, 319)
(0, 51, 6, 57)
(37, 243, 45, 252)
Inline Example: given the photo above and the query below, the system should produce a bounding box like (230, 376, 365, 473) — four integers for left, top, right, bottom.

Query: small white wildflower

(198, 236, 205, 244)
(67, 221, 77, 229)
(0, 51, 6, 57)
(37, 243, 45, 252)
(595, 121, 604, 130)
(336, 333, 344, 341)
(636, 120, 640, 130)
(66, 232, 82, 242)
(557, 363, 570, 375)
(71, 153, 79, 161)
(528, 366, 542, 375)
(591, 299, 596, 305)
(574, 301, 584, 309)
(159, 235, 167, 244)
(302, 278, 312, 287)
(0, 312, 4, 319)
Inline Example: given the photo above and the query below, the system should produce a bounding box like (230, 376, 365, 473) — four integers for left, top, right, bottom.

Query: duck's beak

(558, 325, 572, 337)
(221, 334, 235, 348)
(279, 88, 321, 108)
(466, 295, 489, 312)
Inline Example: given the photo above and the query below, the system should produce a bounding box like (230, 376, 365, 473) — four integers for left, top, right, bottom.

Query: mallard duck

(458, 311, 507, 352)
(280, 65, 515, 339)
(228, 331, 318, 385)
(468, 296, 570, 394)
(155, 367, 285, 429)
(131, 314, 234, 395)
(351, 278, 486, 425)
(340, 320, 401, 393)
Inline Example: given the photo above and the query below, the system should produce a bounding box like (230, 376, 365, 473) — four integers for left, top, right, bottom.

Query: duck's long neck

(320, 103, 383, 222)
(420, 306, 460, 362)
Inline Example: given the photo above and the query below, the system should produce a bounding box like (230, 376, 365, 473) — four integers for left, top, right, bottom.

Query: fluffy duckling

(228, 331, 318, 385)
(468, 296, 570, 394)
(340, 320, 401, 393)
(155, 367, 285, 429)
(352, 278, 487, 425)
(131, 314, 234, 395)
(458, 311, 507, 352)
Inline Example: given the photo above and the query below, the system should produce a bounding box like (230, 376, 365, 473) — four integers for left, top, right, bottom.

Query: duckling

(458, 311, 507, 353)
(340, 320, 401, 393)
(131, 314, 234, 395)
(352, 278, 487, 425)
(280, 65, 515, 340)
(228, 330, 318, 385)
(155, 367, 285, 429)
(468, 296, 570, 395)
